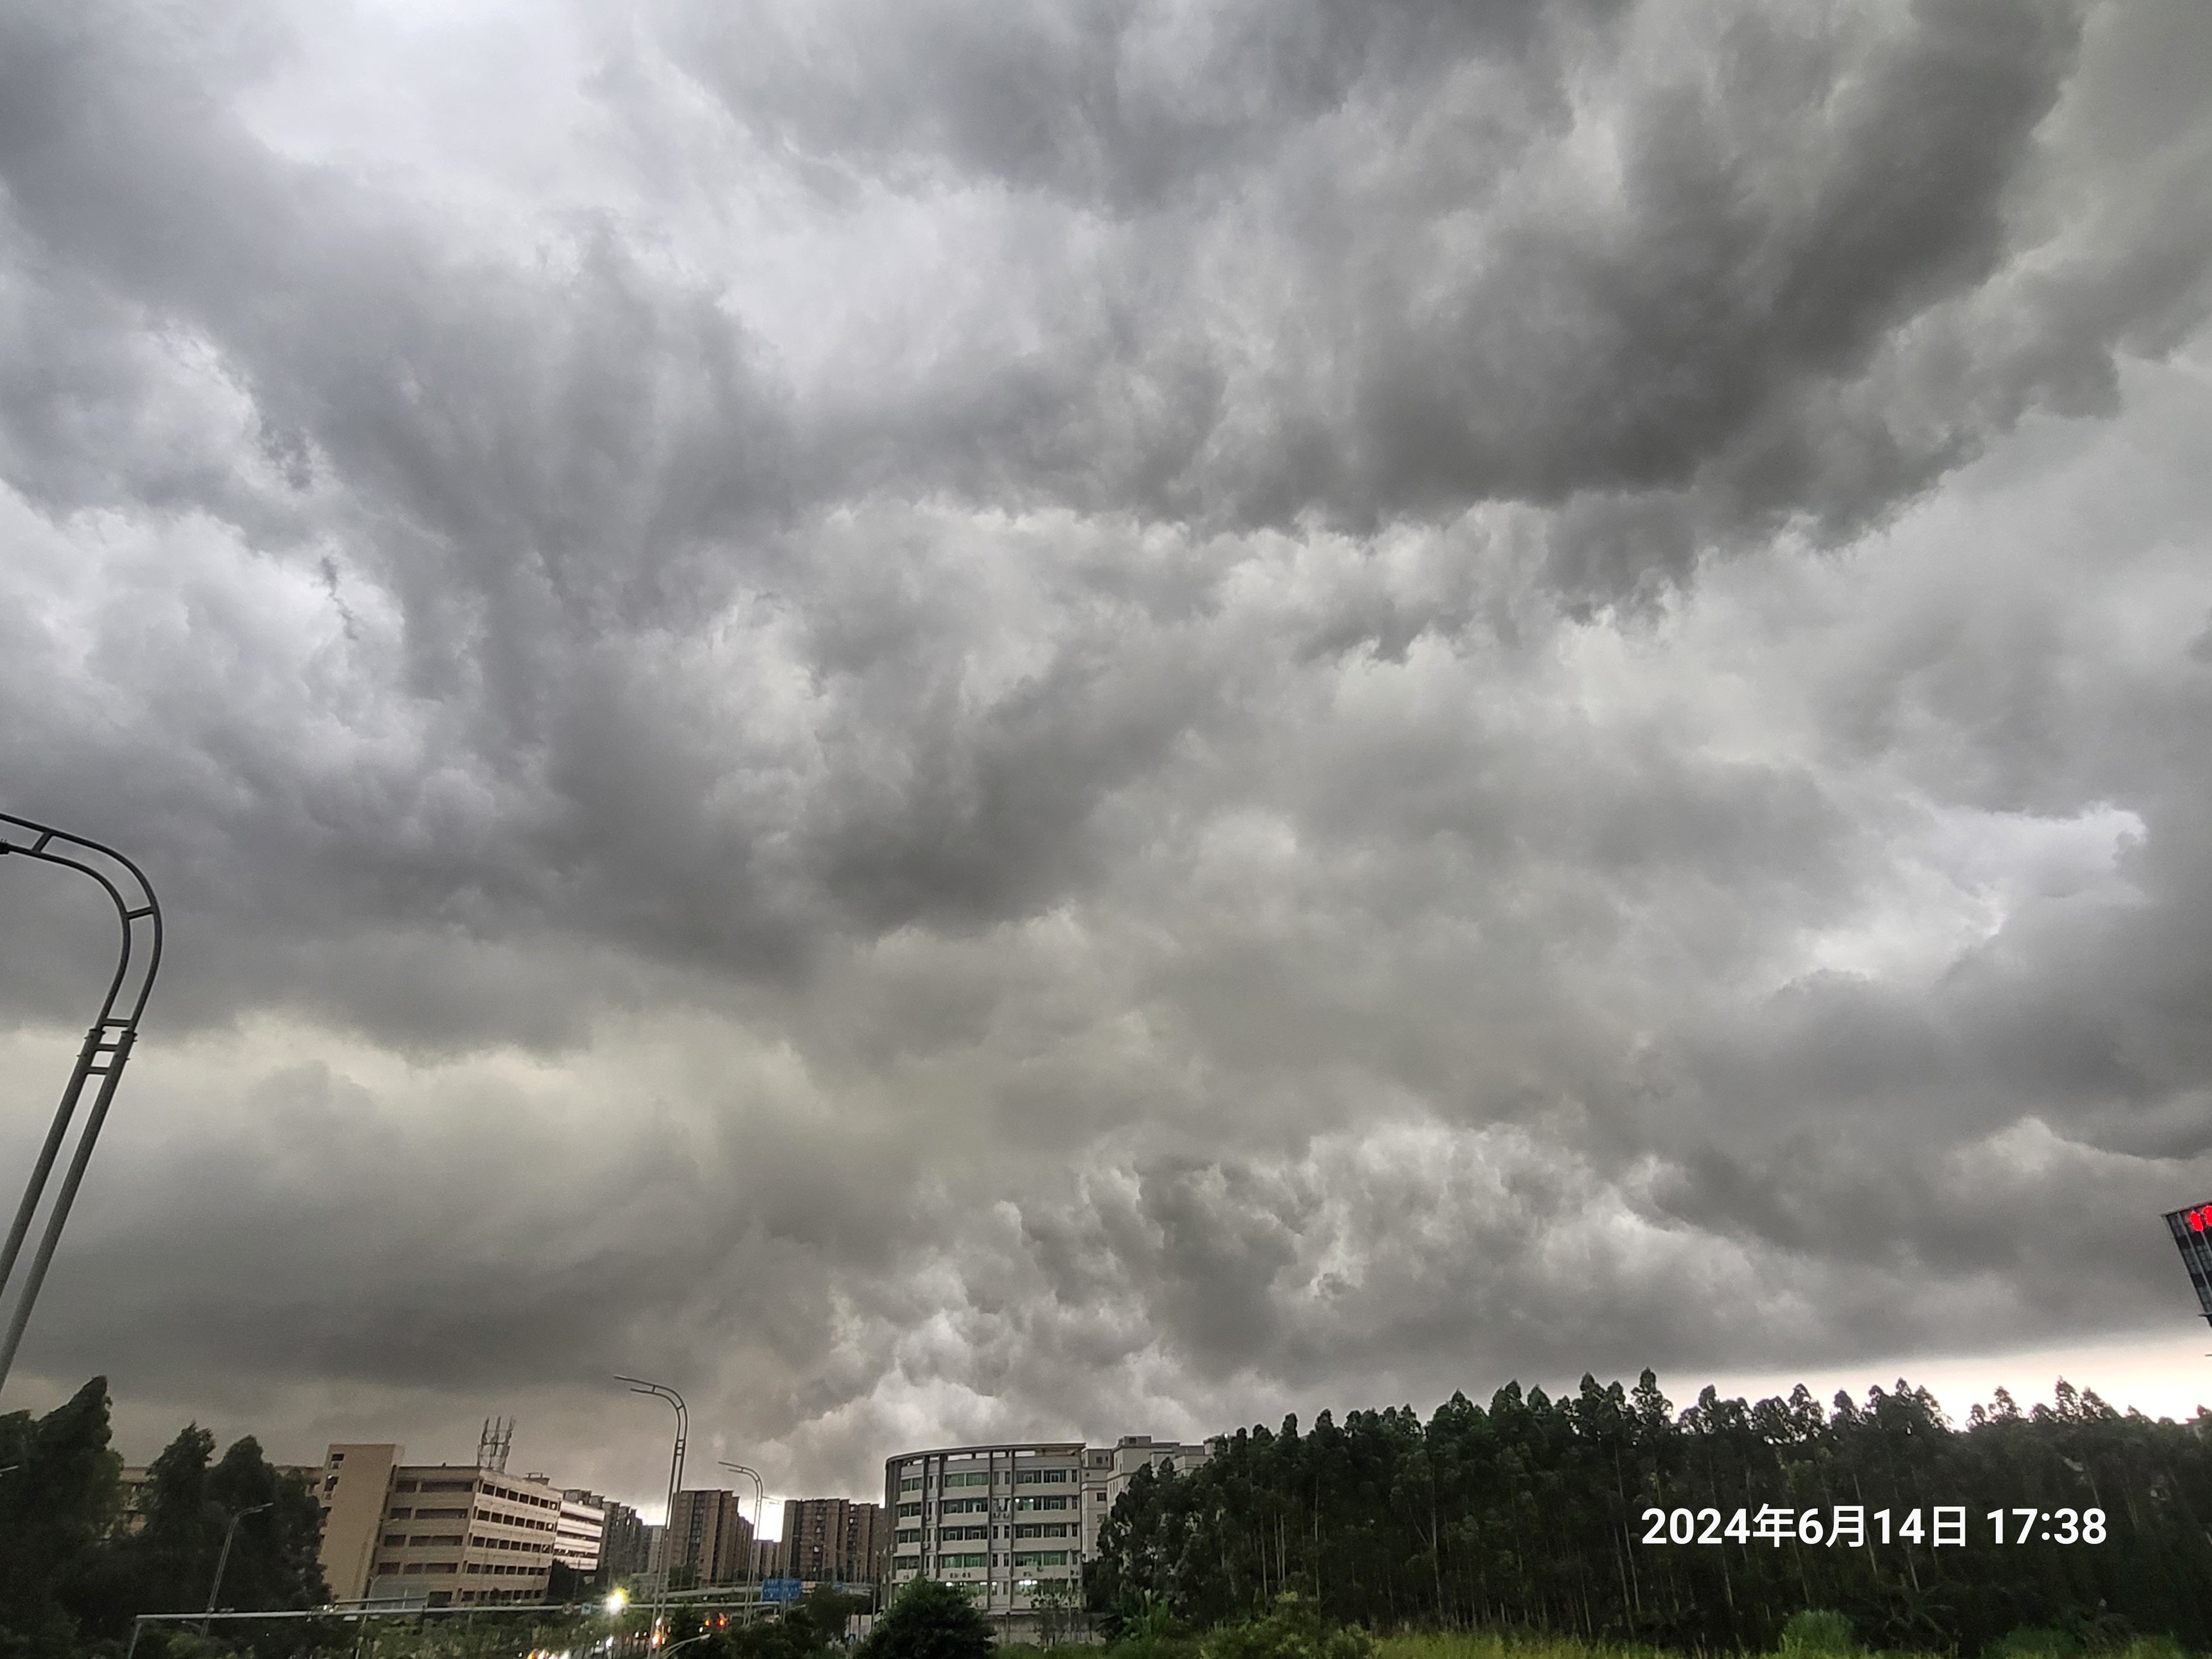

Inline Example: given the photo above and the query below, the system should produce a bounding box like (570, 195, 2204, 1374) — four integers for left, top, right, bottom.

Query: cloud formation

(1, 0, 2210, 1506)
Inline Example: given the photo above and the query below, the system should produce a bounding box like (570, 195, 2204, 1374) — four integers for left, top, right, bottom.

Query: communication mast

(477, 1416, 515, 1472)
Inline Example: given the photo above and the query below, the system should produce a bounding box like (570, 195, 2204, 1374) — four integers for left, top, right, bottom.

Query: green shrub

(1985, 1631, 2081, 1659)
(856, 1578, 994, 1659)
(1201, 1597, 1373, 1659)
(1779, 1611, 1856, 1657)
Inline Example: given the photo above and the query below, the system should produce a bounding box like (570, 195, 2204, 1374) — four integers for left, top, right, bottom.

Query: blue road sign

(762, 1579, 804, 1604)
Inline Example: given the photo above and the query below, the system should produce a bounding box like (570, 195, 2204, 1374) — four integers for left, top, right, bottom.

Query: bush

(1201, 1597, 1373, 1659)
(857, 1579, 994, 1659)
(1779, 1611, 1856, 1657)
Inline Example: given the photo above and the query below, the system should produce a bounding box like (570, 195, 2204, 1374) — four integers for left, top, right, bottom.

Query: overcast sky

(3, 0, 2211, 1514)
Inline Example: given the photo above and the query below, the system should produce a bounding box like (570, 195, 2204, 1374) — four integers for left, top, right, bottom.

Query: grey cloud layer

(1, 0, 2210, 1500)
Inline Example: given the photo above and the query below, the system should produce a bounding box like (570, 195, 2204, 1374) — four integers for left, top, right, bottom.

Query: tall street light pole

(615, 1375, 686, 1640)
(0, 813, 162, 1398)
(718, 1462, 766, 1623)
(202, 1503, 273, 1633)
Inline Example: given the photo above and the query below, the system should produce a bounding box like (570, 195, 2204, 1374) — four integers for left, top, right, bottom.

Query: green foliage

(1102, 1589, 1198, 1659)
(721, 1614, 827, 1659)
(713, 1590, 868, 1659)
(1780, 1612, 1856, 1657)
(857, 1578, 994, 1659)
(65, 1418, 329, 1646)
(0, 1376, 119, 1659)
(1373, 1634, 1674, 1659)
(1091, 1372, 2212, 1652)
(1202, 1598, 1373, 1659)
(0, 1380, 331, 1659)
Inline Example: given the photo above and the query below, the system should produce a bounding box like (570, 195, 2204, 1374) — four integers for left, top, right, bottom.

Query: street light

(202, 1503, 273, 1632)
(615, 1376, 686, 1636)
(717, 1463, 766, 1623)
(0, 813, 163, 1399)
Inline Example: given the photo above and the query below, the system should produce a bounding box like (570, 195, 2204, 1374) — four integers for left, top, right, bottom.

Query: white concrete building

(555, 1486, 607, 1574)
(882, 1435, 1216, 1626)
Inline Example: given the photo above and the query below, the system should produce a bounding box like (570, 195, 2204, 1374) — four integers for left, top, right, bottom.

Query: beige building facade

(779, 1496, 886, 1585)
(667, 1488, 755, 1584)
(312, 1444, 585, 1607)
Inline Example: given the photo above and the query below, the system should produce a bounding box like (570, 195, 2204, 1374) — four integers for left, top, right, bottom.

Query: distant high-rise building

(668, 1489, 755, 1584)
(751, 1534, 784, 1581)
(780, 1497, 887, 1585)
(599, 1499, 648, 1579)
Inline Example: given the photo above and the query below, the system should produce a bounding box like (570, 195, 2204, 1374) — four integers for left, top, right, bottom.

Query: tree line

(1088, 1372, 2212, 1653)
(1, 1377, 327, 1659)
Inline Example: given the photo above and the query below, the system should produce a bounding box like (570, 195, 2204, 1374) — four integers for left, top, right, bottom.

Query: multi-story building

(667, 1488, 756, 1584)
(600, 1500, 649, 1579)
(555, 1489, 608, 1575)
(882, 1436, 1216, 1627)
(1077, 1436, 1217, 1558)
(779, 1498, 886, 1585)
(750, 1534, 784, 1582)
(312, 1444, 568, 1606)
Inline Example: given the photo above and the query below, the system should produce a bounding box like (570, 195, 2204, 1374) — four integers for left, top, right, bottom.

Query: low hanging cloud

(1, 0, 2210, 1505)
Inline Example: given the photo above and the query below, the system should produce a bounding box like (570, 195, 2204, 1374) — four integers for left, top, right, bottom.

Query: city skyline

(4, 0, 2212, 1519)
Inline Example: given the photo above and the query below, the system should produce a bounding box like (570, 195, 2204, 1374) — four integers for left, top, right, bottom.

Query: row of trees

(1, 1377, 328, 1659)
(1089, 1373, 2212, 1653)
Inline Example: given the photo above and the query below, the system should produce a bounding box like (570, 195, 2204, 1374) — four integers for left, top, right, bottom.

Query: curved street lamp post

(718, 1462, 766, 1623)
(0, 813, 163, 1397)
(202, 1503, 273, 1634)
(616, 1376, 687, 1639)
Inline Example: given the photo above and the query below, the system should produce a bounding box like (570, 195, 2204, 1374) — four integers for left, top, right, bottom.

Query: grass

(1371, 1634, 2200, 1659)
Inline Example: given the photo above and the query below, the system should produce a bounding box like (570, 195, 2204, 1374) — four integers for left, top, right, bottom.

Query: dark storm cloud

(664, 0, 2212, 602)
(662, 0, 1610, 210)
(2, 0, 2211, 1503)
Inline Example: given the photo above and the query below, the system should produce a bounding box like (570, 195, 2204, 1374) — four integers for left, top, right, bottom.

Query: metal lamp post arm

(717, 1462, 766, 1618)
(615, 1376, 687, 1630)
(0, 813, 163, 1397)
(202, 1503, 272, 1632)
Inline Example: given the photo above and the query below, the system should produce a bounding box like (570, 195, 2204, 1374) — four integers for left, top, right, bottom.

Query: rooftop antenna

(477, 1416, 514, 1473)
